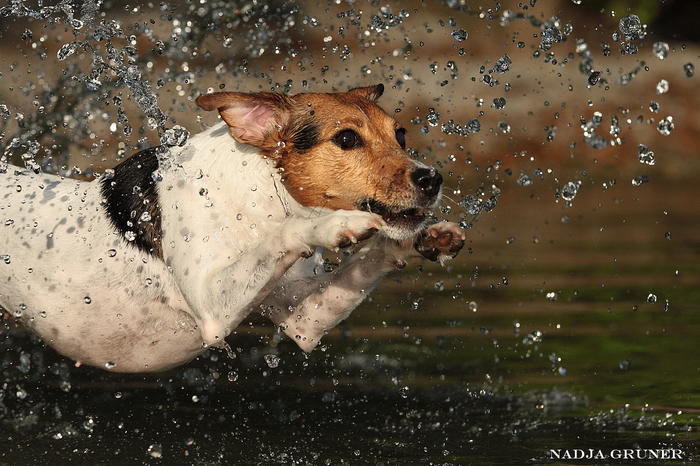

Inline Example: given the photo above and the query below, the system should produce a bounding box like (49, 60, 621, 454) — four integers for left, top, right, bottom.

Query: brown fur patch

(197, 86, 431, 212)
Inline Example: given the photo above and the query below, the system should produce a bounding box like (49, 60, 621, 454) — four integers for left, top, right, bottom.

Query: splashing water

(653, 41, 669, 60)
(637, 144, 656, 166)
(559, 181, 581, 203)
(657, 116, 675, 136)
(1, 1, 698, 463)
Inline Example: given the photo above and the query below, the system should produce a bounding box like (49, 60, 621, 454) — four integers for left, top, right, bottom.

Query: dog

(0, 84, 465, 372)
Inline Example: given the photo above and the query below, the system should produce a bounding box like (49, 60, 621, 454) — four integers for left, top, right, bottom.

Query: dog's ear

(346, 83, 384, 102)
(195, 92, 293, 147)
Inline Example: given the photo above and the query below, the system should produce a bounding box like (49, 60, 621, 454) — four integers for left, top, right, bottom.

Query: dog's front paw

(414, 222, 466, 263)
(314, 210, 384, 250)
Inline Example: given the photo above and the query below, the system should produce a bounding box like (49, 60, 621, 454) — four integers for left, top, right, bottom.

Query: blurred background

(1, 0, 699, 464)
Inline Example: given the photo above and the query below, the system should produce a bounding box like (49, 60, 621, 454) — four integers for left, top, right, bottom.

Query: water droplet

(124, 231, 137, 241)
(683, 62, 695, 78)
(656, 79, 669, 94)
(104, 361, 117, 369)
(539, 21, 566, 51)
(522, 330, 543, 345)
(264, 354, 280, 368)
(632, 175, 649, 187)
(57, 42, 80, 61)
(84, 296, 92, 304)
(588, 71, 601, 85)
(652, 41, 669, 60)
(546, 291, 558, 301)
(16, 387, 28, 400)
(657, 116, 674, 136)
(221, 341, 237, 360)
(147, 444, 162, 459)
(426, 108, 440, 126)
(637, 144, 656, 165)
(517, 174, 532, 186)
(451, 29, 468, 42)
(618, 14, 643, 40)
(647, 293, 657, 303)
(560, 181, 580, 202)
(160, 125, 189, 147)
(490, 54, 512, 74)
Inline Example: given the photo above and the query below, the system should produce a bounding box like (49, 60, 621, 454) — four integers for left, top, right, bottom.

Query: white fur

(0, 123, 414, 372)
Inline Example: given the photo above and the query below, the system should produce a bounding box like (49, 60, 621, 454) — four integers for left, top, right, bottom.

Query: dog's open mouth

(358, 199, 428, 232)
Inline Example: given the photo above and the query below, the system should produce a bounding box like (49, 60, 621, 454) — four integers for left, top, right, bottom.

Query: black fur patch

(292, 121, 320, 152)
(101, 147, 163, 259)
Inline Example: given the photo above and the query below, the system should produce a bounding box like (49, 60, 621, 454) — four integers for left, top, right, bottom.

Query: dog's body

(1, 86, 465, 372)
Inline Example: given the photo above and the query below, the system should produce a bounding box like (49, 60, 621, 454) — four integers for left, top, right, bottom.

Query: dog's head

(195, 84, 442, 240)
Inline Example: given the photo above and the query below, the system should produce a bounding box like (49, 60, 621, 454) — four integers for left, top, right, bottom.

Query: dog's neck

(171, 122, 322, 222)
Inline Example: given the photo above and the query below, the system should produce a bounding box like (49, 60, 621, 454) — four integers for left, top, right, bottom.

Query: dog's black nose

(411, 168, 443, 197)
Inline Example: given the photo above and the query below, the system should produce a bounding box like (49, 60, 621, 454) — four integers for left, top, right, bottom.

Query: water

(2, 179, 699, 463)
(1, 0, 699, 463)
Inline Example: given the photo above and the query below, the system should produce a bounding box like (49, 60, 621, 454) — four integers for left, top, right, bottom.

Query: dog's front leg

(171, 210, 384, 346)
(269, 222, 466, 351)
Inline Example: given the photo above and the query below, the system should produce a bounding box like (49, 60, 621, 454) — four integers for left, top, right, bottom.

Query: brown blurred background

(0, 0, 698, 178)
(1, 2, 700, 463)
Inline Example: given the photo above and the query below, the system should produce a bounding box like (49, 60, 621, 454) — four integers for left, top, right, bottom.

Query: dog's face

(196, 85, 442, 239)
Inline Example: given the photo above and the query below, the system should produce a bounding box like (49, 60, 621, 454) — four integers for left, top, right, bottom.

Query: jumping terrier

(0, 84, 465, 372)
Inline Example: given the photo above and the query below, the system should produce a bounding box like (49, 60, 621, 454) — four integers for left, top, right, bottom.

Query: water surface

(2, 179, 698, 464)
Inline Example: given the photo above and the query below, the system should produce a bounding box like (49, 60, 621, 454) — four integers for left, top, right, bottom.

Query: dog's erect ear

(346, 83, 384, 102)
(195, 92, 293, 147)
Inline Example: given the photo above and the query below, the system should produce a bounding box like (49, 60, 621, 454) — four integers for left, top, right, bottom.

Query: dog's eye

(333, 129, 362, 150)
(395, 128, 406, 150)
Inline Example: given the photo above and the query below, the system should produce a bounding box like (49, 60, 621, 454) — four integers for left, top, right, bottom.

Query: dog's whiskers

(441, 193, 460, 208)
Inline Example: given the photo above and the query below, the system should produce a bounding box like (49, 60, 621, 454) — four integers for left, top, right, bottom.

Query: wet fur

(0, 87, 464, 373)
(100, 147, 163, 258)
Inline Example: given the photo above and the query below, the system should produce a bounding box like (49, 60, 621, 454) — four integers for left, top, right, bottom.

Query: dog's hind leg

(267, 237, 408, 351)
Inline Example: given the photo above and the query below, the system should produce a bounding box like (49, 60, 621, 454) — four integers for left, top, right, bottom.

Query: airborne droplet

(264, 354, 280, 368)
(656, 79, 669, 94)
(657, 116, 674, 136)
